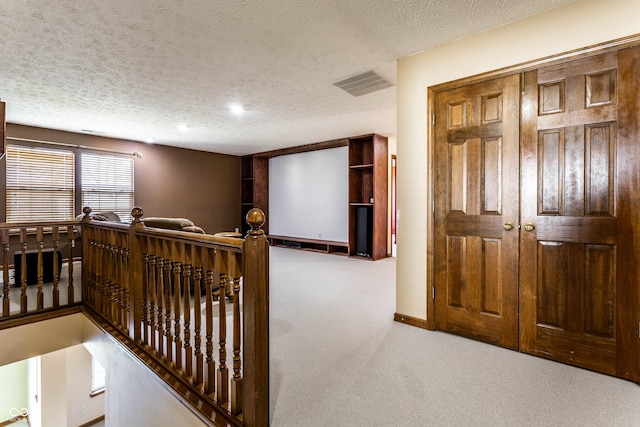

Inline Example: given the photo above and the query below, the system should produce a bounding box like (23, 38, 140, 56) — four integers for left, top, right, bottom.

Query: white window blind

(6, 145, 75, 222)
(81, 153, 134, 222)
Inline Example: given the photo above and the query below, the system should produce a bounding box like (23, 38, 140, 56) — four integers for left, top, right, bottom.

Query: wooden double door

(433, 46, 640, 380)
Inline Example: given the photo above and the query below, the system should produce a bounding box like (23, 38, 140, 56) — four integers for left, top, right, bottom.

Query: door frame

(426, 34, 640, 332)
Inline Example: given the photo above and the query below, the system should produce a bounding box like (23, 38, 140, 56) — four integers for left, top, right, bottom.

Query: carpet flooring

(268, 246, 640, 427)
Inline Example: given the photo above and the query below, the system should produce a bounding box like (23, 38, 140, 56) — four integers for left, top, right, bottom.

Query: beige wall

(395, 0, 640, 320)
(5, 124, 241, 235)
(0, 315, 208, 426)
(0, 360, 28, 423)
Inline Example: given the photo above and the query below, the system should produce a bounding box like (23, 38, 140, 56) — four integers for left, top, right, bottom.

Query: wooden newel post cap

(81, 206, 92, 222)
(131, 206, 144, 223)
(246, 208, 265, 234)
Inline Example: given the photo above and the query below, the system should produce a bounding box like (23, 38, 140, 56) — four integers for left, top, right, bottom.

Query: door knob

(503, 222, 514, 231)
(524, 223, 535, 232)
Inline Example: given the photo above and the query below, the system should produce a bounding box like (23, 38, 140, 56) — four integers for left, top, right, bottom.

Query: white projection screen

(269, 147, 348, 242)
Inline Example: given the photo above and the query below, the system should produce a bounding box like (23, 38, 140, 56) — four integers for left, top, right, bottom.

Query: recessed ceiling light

(177, 124, 189, 132)
(229, 103, 244, 116)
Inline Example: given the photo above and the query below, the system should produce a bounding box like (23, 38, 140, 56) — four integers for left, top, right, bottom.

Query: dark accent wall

(5, 124, 241, 234)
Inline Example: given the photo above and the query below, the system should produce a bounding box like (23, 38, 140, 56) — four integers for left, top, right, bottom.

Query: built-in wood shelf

(269, 235, 349, 256)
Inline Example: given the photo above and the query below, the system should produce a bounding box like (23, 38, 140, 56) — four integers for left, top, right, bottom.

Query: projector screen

(269, 147, 348, 242)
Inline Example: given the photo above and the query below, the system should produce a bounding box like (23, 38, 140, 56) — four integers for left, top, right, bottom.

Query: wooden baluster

(52, 226, 60, 307)
(192, 245, 204, 387)
(67, 225, 75, 304)
(156, 256, 165, 357)
(173, 256, 183, 370)
(2, 229, 9, 317)
(142, 252, 150, 344)
(182, 245, 193, 378)
(230, 252, 243, 416)
(36, 227, 44, 311)
(204, 265, 216, 395)
(117, 243, 125, 331)
(101, 242, 109, 317)
(164, 241, 174, 363)
(123, 246, 131, 336)
(112, 238, 119, 326)
(148, 251, 157, 351)
(88, 238, 96, 306)
(108, 242, 116, 322)
(19, 228, 27, 313)
(217, 250, 229, 405)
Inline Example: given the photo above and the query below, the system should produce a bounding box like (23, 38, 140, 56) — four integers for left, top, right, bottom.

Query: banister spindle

(66, 225, 75, 304)
(19, 228, 27, 313)
(164, 242, 174, 363)
(52, 226, 60, 307)
(36, 227, 44, 310)
(230, 252, 243, 416)
(204, 252, 216, 395)
(182, 247, 193, 378)
(192, 245, 204, 387)
(148, 252, 157, 351)
(156, 255, 166, 357)
(2, 229, 9, 317)
(173, 257, 183, 370)
(217, 251, 229, 405)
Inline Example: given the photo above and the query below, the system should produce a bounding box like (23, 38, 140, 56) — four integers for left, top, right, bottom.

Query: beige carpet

(268, 246, 640, 426)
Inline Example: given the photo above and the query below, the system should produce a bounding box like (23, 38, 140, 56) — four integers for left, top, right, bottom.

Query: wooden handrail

(0, 206, 270, 426)
(82, 206, 269, 426)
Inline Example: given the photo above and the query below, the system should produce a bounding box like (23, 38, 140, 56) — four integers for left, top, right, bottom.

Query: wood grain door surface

(434, 46, 640, 380)
(434, 74, 521, 350)
(520, 47, 640, 380)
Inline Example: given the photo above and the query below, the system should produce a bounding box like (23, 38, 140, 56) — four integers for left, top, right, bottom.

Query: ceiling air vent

(333, 70, 394, 97)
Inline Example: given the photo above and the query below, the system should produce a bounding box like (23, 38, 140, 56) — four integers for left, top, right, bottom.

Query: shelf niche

(240, 133, 388, 260)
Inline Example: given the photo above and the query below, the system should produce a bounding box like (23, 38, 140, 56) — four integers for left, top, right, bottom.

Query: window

(6, 145, 75, 222)
(91, 357, 106, 394)
(81, 153, 134, 222)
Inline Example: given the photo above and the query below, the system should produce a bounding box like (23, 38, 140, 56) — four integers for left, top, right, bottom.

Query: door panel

(520, 47, 639, 380)
(434, 75, 521, 350)
(433, 45, 639, 381)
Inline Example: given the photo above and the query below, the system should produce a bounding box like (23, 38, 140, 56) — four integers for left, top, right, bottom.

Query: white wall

(0, 360, 28, 423)
(81, 317, 209, 427)
(40, 351, 67, 427)
(269, 147, 349, 242)
(0, 315, 207, 426)
(395, 0, 640, 319)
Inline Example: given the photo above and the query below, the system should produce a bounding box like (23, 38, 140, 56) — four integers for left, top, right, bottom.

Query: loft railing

(0, 207, 269, 427)
(0, 221, 79, 318)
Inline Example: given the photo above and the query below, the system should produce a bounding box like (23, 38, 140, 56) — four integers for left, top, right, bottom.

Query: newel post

(81, 206, 93, 304)
(129, 206, 145, 342)
(242, 208, 269, 427)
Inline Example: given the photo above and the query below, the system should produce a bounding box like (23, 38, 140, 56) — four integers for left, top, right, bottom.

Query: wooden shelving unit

(241, 133, 387, 259)
(348, 134, 388, 260)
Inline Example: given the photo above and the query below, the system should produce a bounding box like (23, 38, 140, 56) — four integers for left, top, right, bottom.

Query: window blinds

(6, 145, 75, 222)
(81, 153, 134, 222)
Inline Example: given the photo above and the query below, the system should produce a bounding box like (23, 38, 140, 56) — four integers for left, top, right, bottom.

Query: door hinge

(432, 286, 435, 299)
(432, 114, 436, 126)
(520, 72, 525, 95)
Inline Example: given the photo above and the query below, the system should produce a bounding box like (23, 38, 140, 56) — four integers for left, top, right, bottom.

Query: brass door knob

(503, 222, 514, 231)
(524, 223, 535, 232)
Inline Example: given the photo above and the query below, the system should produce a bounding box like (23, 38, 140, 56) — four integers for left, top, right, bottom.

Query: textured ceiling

(0, 0, 575, 155)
